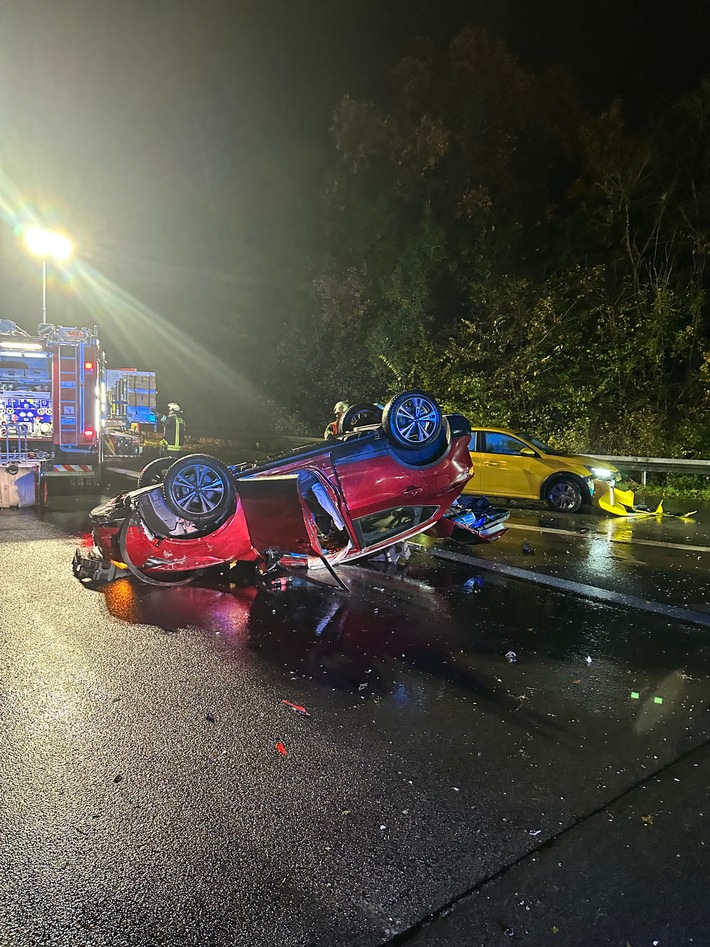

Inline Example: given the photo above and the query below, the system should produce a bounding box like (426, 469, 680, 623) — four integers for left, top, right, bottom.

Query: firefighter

(324, 401, 348, 439)
(160, 403, 186, 455)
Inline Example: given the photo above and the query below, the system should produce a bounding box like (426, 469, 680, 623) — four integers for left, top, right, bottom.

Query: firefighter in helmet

(160, 403, 187, 455)
(324, 401, 348, 439)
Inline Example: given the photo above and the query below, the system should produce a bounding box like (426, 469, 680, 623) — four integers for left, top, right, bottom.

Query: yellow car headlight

(587, 466, 616, 481)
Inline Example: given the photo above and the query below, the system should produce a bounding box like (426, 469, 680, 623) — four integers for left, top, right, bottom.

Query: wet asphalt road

(1, 491, 709, 946)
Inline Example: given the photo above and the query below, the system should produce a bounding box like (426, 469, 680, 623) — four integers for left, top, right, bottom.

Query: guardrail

(583, 454, 710, 485)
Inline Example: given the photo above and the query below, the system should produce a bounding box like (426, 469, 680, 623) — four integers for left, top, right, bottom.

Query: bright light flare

(23, 226, 73, 262)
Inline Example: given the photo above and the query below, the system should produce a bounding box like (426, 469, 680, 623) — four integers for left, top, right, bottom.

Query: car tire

(137, 457, 174, 488)
(162, 453, 236, 526)
(545, 477, 584, 513)
(382, 390, 447, 463)
(338, 402, 383, 434)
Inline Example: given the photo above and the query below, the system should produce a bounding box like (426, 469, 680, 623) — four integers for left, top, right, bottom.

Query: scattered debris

(463, 576, 484, 591)
(585, 656, 593, 665)
(654, 696, 664, 704)
(528, 829, 542, 837)
(266, 576, 292, 591)
(275, 742, 288, 756)
(641, 814, 654, 826)
(522, 542, 535, 555)
(630, 691, 640, 700)
(505, 651, 518, 664)
(282, 699, 311, 718)
(206, 712, 216, 723)
(358, 683, 368, 692)
(113, 774, 123, 784)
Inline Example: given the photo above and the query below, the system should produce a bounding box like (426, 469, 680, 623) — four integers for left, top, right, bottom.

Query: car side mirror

(520, 447, 536, 457)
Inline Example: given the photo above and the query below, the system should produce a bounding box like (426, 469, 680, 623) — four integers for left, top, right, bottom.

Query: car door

(236, 474, 322, 556)
(476, 431, 541, 498)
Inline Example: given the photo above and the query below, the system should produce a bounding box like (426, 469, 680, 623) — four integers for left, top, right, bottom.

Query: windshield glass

(516, 432, 568, 456)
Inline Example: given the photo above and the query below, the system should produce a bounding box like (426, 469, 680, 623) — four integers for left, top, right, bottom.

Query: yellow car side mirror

(520, 447, 536, 457)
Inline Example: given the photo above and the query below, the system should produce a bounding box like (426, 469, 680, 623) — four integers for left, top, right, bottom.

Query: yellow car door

(476, 431, 541, 499)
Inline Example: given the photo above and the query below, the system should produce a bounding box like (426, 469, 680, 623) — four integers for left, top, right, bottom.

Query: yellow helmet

(333, 401, 348, 414)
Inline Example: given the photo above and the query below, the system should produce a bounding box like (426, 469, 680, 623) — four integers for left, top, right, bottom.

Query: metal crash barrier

(584, 454, 710, 486)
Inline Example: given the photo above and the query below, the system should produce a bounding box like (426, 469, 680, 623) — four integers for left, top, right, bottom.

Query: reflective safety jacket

(164, 414, 186, 451)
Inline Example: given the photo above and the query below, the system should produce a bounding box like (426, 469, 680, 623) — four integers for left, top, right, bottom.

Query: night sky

(1, 0, 708, 427)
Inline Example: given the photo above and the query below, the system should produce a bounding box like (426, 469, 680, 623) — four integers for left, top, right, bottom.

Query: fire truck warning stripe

(51, 464, 94, 472)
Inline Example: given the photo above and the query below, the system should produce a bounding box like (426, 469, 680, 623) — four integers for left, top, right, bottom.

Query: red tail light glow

(84, 361, 94, 372)
(84, 428, 95, 439)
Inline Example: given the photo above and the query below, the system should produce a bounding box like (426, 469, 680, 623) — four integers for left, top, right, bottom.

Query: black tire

(137, 456, 174, 488)
(382, 390, 447, 464)
(338, 402, 383, 434)
(545, 477, 584, 513)
(382, 390, 443, 449)
(162, 453, 235, 526)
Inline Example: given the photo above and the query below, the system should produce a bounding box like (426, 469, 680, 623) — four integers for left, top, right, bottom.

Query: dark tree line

(267, 27, 710, 455)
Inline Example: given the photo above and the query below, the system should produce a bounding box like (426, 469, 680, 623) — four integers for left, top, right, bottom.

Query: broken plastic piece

(654, 696, 663, 704)
(505, 651, 518, 663)
(630, 691, 640, 699)
(275, 742, 288, 756)
(463, 576, 484, 591)
(266, 576, 292, 591)
(282, 699, 311, 718)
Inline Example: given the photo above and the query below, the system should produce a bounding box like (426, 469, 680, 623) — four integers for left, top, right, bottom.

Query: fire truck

(0, 319, 155, 507)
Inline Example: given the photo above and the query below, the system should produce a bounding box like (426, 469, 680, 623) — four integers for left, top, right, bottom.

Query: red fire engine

(0, 320, 153, 507)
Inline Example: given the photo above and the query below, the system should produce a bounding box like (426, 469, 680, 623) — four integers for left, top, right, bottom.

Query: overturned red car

(73, 390, 509, 588)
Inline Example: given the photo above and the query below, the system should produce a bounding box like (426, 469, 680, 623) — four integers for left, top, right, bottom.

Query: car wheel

(338, 402, 383, 434)
(382, 390, 447, 463)
(137, 456, 174, 488)
(545, 477, 583, 513)
(162, 453, 235, 526)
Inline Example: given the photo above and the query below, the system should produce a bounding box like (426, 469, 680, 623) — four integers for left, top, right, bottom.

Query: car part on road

(72, 547, 127, 585)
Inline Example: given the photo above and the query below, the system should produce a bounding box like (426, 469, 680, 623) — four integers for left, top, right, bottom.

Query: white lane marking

(415, 545, 710, 629)
(504, 521, 710, 555)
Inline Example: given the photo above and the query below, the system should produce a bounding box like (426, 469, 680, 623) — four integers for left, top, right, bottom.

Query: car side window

(483, 432, 527, 455)
(468, 431, 480, 452)
(354, 505, 438, 548)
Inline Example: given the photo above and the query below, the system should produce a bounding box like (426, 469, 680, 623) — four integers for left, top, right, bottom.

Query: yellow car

(462, 427, 621, 513)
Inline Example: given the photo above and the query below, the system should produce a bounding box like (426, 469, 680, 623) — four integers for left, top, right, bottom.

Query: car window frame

(353, 504, 438, 549)
(481, 432, 532, 456)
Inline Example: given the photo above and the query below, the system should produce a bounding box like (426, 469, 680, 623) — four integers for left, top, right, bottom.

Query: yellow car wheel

(545, 477, 584, 513)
